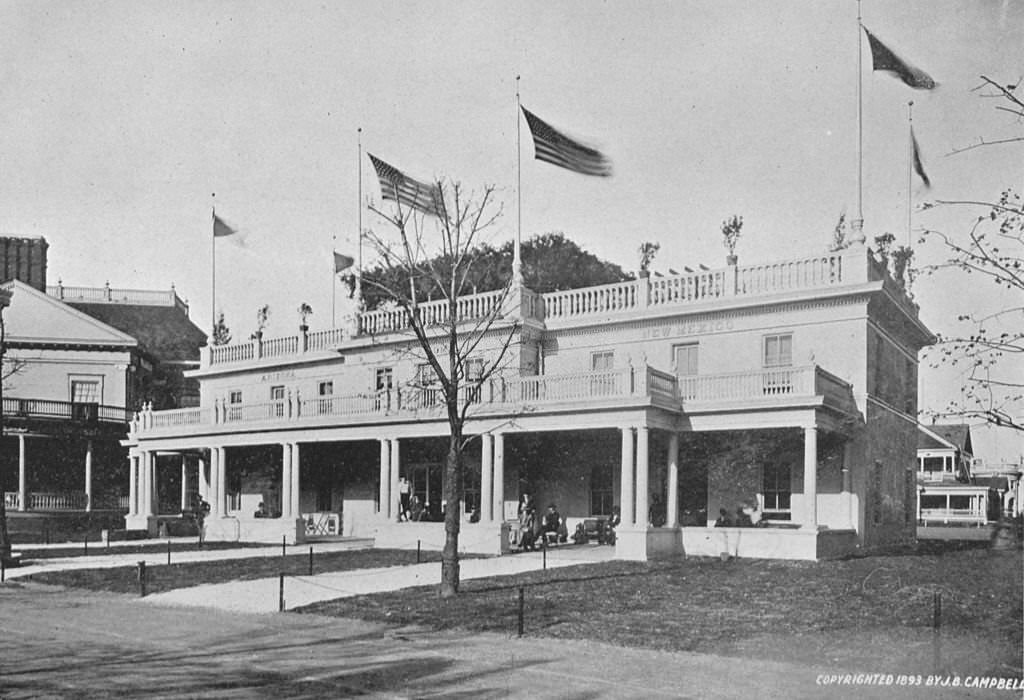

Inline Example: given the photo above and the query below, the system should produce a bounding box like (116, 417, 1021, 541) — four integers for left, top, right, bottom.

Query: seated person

(604, 505, 621, 545)
(542, 504, 562, 541)
(254, 501, 269, 518)
(714, 508, 733, 527)
(408, 495, 425, 522)
(734, 507, 753, 527)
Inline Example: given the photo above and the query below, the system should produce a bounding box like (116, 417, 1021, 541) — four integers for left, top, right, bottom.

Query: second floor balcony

(130, 364, 853, 440)
(3, 397, 133, 436)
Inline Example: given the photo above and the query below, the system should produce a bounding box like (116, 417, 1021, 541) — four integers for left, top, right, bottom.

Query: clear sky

(1, 1, 1021, 458)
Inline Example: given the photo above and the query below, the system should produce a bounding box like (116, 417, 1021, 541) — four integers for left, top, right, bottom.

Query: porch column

(635, 427, 649, 527)
(197, 456, 208, 502)
(802, 426, 818, 530)
(666, 432, 679, 527)
(17, 434, 27, 511)
(217, 447, 228, 516)
(620, 427, 635, 526)
(84, 440, 93, 512)
(841, 464, 853, 529)
(378, 439, 390, 516)
(290, 442, 301, 518)
(281, 443, 293, 519)
(128, 452, 138, 516)
(138, 452, 151, 516)
(209, 448, 221, 517)
(480, 433, 494, 522)
(390, 439, 401, 522)
(493, 433, 505, 522)
(179, 454, 188, 512)
(148, 452, 158, 517)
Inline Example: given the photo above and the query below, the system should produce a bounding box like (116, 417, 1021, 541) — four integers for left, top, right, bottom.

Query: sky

(1, 1, 1021, 459)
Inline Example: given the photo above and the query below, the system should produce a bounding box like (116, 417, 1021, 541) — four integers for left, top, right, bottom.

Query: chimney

(0, 236, 48, 292)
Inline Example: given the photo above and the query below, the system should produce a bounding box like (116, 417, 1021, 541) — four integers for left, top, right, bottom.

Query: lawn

(18, 540, 268, 560)
(23, 547, 453, 596)
(297, 545, 1023, 676)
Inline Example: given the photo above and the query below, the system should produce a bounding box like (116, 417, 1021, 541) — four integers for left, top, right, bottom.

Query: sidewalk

(143, 546, 610, 613)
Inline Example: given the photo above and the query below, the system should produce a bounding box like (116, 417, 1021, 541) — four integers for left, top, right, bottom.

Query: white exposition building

(124, 240, 933, 561)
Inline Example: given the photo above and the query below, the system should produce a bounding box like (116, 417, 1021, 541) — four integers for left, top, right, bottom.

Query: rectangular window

(316, 381, 334, 416)
(591, 350, 614, 371)
(590, 463, 614, 516)
(270, 385, 286, 417)
(920, 456, 945, 473)
(464, 358, 484, 403)
(763, 334, 793, 368)
(674, 344, 699, 376)
(761, 462, 792, 520)
(375, 367, 393, 391)
(227, 390, 243, 421)
(70, 379, 101, 404)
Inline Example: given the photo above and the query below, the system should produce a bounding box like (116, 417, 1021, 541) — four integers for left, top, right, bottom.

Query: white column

(635, 427, 649, 527)
(84, 440, 93, 512)
(379, 439, 390, 516)
(148, 452, 158, 516)
(128, 453, 138, 517)
(620, 427, 635, 526)
(481, 433, 494, 522)
(493, 433, 505, 522)
(217, 447, 227, 516)
(179, 454, 188, 512)
(17, 434, 27, 512)
(281, 443, 292, 519)
(390, 439, 401, 522)
(208, 449, 218, 517)
(803, 426, 818, 530)
(198, 456, 208, 502)
(666, 432, 679, 528)
(138, 451, 147, 516)
(290, 442, 301, 518)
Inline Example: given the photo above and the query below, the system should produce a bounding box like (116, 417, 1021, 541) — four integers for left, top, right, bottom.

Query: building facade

(124, 242, 934, 560)
(1, 241, 206, 517)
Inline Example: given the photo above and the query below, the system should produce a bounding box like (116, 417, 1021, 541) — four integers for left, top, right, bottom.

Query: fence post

(517, 586, 524, 637)
(932, 591, 942, 672)
(84, 534, 88, 556)
(167, 539, 172, 565)
(279, 573, 285, 612)
(542, 537, 547, 570)
(137, 561, 147, 597)
(282, 535, 287, 560)
(417, 540, 421, 564)
(308, 546, 313, 576)
(1, 556, 5, 583)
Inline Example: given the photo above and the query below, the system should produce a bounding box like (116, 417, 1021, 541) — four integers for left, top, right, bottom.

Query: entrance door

(408, 463, 443, 521)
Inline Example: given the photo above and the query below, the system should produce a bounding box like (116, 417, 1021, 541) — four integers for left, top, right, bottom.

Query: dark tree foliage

(345, 232, 631, 310)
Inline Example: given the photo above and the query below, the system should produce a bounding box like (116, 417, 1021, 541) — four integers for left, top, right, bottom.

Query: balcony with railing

(3, 397, 132, 427)
(47, 282, 189, 314)
(199, 247, 889, 371)
(132, 364, 852, 439)
(3, 491, 129, 512)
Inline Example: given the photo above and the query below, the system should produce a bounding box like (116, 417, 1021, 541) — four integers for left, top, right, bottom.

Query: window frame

(673, 343, 699, 376)
(763, 333, 794, 368)
(760, 461, 792, 521)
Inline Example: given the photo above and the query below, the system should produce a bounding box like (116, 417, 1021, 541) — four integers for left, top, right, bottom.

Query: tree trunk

(0, 495, 10, 561)
(439, 429, 463, 598)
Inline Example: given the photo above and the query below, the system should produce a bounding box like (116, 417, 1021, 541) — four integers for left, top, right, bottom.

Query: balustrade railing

(678, 366, 817, 402)
(3, 491, 126, 511)
(3, 397, 130, 425)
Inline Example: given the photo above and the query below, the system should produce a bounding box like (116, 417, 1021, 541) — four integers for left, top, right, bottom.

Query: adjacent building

(124, 240, 934, 561)
(1, 237, 206, 516)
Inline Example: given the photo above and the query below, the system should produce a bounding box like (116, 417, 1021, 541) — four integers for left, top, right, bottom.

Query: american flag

(212, 211, 237, 237)
(368, 153, 442, 216)
(863, 27, 936, 90)
(911, 127, 931, 188)
(521, 106, 612, 177)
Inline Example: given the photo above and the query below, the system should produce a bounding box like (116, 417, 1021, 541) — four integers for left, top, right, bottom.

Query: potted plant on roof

(252, 304, 269, 341)
(722, 215, 743, 265)
(298, 302, 313, 332)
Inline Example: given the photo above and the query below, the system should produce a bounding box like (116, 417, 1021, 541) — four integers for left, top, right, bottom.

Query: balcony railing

(132, 364, 851, 439)
(4, 492, 129, 511)
(47, 283, 189, 314)
(201, 249, 879, 368)
(3, 398, 132, 425)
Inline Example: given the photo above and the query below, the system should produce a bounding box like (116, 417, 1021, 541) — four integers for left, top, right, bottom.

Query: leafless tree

(920, 76, 1023, 432)
(365, 180, 518, 597)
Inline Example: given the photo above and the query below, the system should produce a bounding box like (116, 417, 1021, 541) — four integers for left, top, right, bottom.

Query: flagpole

(357, 127, 364, 311)
(514, 75, 523, 284)
(211, 197, 217, 337)
(906, 100, 914, 247)
(852, 0, 866, 245)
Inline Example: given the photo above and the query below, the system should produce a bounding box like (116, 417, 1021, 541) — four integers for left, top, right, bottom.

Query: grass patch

(297, 547, 1022, 672)
(24, 548, 460, 596)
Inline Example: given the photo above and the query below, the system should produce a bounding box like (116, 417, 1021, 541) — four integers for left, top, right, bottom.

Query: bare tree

(365, 180, 517, 597)
(920, 76, 1023, 432)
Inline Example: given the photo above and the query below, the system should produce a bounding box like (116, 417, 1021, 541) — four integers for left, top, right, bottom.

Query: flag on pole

(367, 153, 441, 216)
(212, 212, 238, 237)
(334, 252, 355, 273)
(520, 106, 612, 177)
(863, 27, 937, 90)
(911, 127, 931, 188)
